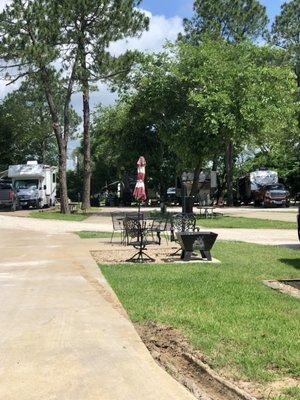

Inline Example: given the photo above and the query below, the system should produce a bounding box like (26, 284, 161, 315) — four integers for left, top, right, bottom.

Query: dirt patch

(136, 322, 299, 400)
(263, 280, 300, 300)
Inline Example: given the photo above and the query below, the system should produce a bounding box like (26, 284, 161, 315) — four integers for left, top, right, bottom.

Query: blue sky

(141, 0, 284, 23)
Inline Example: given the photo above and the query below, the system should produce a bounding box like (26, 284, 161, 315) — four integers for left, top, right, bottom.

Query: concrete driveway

(0, 228, 195, 400)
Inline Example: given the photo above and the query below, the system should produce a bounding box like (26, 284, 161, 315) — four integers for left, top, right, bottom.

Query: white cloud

(109, 10, 183, 56)
(0, 0, 10, 12)
(0, 79, 19, 101)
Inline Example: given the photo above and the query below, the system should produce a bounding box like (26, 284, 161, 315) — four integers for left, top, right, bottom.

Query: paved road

(0, 214, 298, 246)
(0, 204, 298, 222)
(0, 212, 298, 399)
(0, 228, 195, 400)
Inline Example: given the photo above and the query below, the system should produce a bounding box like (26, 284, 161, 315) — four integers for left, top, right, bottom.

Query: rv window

(0, 183, 12, 190)
(14, 180, 38, 190)
(53, 173, 56, 183)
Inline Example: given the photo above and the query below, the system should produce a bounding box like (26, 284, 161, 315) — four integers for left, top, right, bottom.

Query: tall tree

(90, 95, 179, 200)
(57, 0, 149, 210)
(98, 41, 296, 212)
(0, 79, 56, 167)
(272, 0, 300, 127)
(180, 0, 269, 205)
(0, 0, 79, 213)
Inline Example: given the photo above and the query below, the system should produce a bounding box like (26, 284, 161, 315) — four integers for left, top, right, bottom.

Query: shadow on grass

(279, 258, 300, 270)
(280, 243, 300, 251)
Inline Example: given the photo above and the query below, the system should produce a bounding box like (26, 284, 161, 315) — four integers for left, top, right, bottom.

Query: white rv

(8, 161, 57, 209)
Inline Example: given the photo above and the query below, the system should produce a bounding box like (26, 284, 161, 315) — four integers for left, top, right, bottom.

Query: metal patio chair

(110, 212, 126, 243)
(146, 216, 170, 245)
(123, 218, 156, 263)
(170, 213, 199, 256)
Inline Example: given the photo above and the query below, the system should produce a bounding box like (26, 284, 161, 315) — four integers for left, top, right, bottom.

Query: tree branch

(99, 68, 130, 80)
(0, 62, 30, 69)
(5, 70, 34, 85)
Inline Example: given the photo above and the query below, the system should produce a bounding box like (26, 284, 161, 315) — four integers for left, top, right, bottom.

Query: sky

(0, 0, 287, 161)
(0, 0, 286, 103)
(140, 0, 284, 20)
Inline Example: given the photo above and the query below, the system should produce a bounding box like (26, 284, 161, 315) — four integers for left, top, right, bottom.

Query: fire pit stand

(175, 231, 218, 261)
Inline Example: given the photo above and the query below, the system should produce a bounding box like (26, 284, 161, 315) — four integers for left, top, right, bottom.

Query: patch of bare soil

(136, 322, 299, 400)
(91, 243, 175, 264)
(263, 280, 300, 300)
(91, 242, 220, 264)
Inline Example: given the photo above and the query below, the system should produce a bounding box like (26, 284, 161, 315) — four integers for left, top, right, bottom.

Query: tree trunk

(81, 82, 91, 210)
(79, 24, 91, 211)
(191, 161, 202, 196)
(226, 141, 234, 206)
(295, 60, 300, 128)
(25, 19, 74, 214)
(183, 160, 202, 214)
(39, 67, 71, 213)
(58, 138, 69, 214)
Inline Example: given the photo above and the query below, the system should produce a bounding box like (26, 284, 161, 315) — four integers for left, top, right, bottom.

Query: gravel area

(91, 241, 220, 265)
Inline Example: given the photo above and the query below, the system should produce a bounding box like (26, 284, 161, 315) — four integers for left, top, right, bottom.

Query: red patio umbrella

(133, 156, 147, 213)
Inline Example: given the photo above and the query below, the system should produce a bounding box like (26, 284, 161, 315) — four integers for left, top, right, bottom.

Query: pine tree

(56, 0, 149, 209)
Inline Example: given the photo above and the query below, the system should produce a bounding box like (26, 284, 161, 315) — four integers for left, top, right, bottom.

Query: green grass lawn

(197, 216, 296, 229)
(273, 386, 300, 400)
(76, 231, 118, 239)
(30, 211, 89, 221)
(100, 242, 300, 389)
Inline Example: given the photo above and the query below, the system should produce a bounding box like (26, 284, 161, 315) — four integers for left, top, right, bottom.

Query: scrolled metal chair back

(111, 212, 125, 230)
(123, 218, 141, 240)
(171, 213, 196, 233)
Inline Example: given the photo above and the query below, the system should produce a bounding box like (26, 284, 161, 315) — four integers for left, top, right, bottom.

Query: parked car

(0, 181, 19, 211)
(166, 187, 181, 205)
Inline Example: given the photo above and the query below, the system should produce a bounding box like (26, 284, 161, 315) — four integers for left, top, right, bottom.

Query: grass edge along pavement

(30, 211, 89, 221)
(196, 215, 296, 229)
(99, 241, 300, 400)
(76, 231, 120, 239)
(29, 211, 297, 229)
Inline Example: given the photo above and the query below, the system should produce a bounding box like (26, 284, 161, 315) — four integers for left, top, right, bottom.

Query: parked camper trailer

(167, 171, 217, 205)
(238, 168, 289, 207)
(8, 161, 57, 209)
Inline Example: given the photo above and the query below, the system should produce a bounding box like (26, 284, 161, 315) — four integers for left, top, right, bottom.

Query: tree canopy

(181, 0, 269, 43)
(0, 0, 148, 212)
(89, 39, 298, 199)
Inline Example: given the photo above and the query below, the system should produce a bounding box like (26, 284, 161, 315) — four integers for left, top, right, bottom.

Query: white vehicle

(8, 161, 57, 209)
(238, 168, 289, 207)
